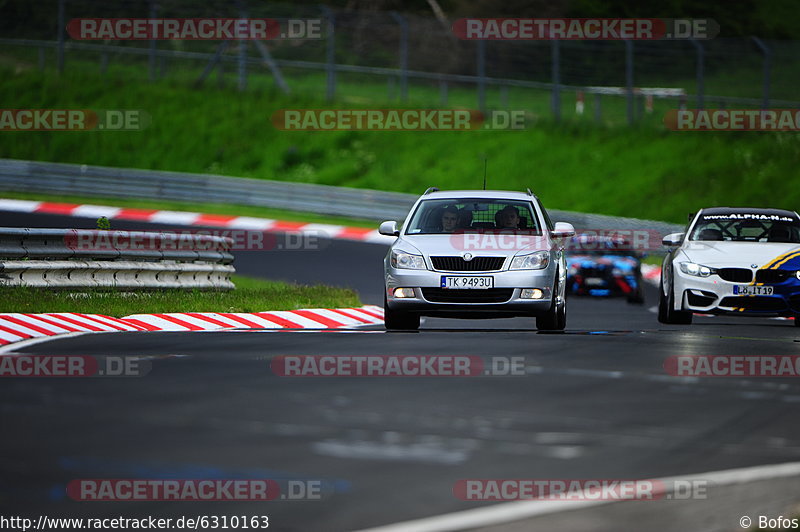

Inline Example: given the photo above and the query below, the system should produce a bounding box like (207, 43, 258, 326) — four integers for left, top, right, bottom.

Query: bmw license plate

(441, 276, 494, 289)
(733, 285, 774, 295)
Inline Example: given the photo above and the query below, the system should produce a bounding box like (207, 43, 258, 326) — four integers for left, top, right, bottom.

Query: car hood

(681, 241, 800, 269)
(396, 233, 550, 257)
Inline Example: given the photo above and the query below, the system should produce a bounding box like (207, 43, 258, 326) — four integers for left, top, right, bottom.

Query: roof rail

(423, 187, 440, 195)
(526, 188, 533, 196)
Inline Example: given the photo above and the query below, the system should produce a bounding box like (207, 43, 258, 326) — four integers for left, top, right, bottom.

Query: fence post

(751, 36, 771, 109)
(57, 0, 65, 74)
(38, 46, 45, 71)
(551, 39, 560, 121)
(238, 7, 248, 91)
(147, 0, 158, 83)
(320, 6, 336, 102)
(477, 39, 486, 112)
(690, 39, 704, 109)
(625, 39, 634, 125)
(594, 93, 602, 123)
(148, 1, 158, 82)
(500, 85, 508, 107)
(440, 76, 448, 106)
(390, 12, 408, 103)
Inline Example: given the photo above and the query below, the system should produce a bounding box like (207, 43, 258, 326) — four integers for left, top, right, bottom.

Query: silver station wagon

(380, 188, 575, 330)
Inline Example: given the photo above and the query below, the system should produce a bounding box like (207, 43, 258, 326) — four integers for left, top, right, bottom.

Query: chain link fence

(1, 0, 799, 125)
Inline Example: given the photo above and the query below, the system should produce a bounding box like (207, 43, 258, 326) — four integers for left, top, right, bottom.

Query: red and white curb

(0, 198, 394, 245)
(0, 306, 384, 348)
(640, 263, 661, 285)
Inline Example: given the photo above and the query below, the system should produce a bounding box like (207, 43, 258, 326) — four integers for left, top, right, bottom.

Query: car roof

(699, 207, 799, 218)
(422, 190, 536, 201)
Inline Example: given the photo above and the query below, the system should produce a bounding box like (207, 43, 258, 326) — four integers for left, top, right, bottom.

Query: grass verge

(0, 275, 363, 316)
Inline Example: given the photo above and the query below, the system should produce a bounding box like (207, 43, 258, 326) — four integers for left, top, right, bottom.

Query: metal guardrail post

(56, 0, 65, 74)
(320, 5, 336, 102)
(625, 39, 634, 125)
(690, 39, 705, 109)
(551, 38, 560, 121)
(751, 36, 771, 109)
(390, 12, 408, 103)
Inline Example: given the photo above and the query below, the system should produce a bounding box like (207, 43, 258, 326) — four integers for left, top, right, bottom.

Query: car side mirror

(551, 222, 576, 238)
(662, 232, 684, 247)
(379, 221, 400, 237)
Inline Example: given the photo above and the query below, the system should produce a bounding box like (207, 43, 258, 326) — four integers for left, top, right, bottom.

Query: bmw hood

(681, 242, 800, 269)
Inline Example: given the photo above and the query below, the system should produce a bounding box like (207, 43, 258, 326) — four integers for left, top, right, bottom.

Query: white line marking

(352, 461, 800, 532)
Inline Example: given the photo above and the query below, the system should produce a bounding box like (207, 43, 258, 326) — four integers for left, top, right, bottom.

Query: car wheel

(793, 316, 800, 327)
(657, 273, 692, 324)
(537, 274, 566, 331)
(383, 294, 420, 331)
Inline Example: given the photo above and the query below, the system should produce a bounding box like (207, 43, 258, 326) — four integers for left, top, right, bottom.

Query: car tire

(793, 317, 800, 327)
(657, 274, 692, 324)
(537, 274, 566, 331)
(383, 294, 420, 331)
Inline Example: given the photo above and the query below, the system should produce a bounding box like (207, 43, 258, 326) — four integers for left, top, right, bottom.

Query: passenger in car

(496, 205, 521, 229)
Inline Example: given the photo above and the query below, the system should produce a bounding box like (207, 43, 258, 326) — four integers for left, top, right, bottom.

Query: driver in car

(441, 206, 459, 233)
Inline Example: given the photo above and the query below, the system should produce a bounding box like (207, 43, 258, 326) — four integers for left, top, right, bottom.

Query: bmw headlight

(795, 270, 800, 280)
(391, 250, 426, 270)
(510, 251, 549, 270)
(679, 261, 714, 277)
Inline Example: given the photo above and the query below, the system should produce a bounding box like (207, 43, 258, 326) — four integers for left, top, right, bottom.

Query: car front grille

(755, 269, 793, 284)
(716, 268, 753, 283)
(719, 296, 786, 311)
(431, 256, 505, 272)
(421, 288, 514, 303)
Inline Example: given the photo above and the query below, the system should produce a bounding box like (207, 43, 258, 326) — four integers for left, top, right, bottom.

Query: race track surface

(2, 212, 799, 531)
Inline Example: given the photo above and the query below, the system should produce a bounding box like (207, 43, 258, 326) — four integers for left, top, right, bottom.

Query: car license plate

(585, 277, 605, 286)
(441, 276, 494, 289)
(733, 285, 774, 296)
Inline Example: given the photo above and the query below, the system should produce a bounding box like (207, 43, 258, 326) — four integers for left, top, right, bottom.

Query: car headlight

(679, 261, 713, 277)
(795, 270, 800, 281)
(612, 268, 624, 277)
(391, 250, 426, 270)
(510, 251, 549, 270)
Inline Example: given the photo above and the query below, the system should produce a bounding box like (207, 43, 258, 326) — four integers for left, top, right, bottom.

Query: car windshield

(689, 212, 800, 242)
(405, 199, 541, 235)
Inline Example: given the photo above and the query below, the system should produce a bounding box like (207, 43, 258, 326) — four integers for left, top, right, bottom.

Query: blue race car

(566, 235, 645, 304)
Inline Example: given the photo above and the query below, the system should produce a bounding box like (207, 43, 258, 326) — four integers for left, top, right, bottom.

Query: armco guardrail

(0, 158, 684, 239)
(0, 228, 235, 290)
